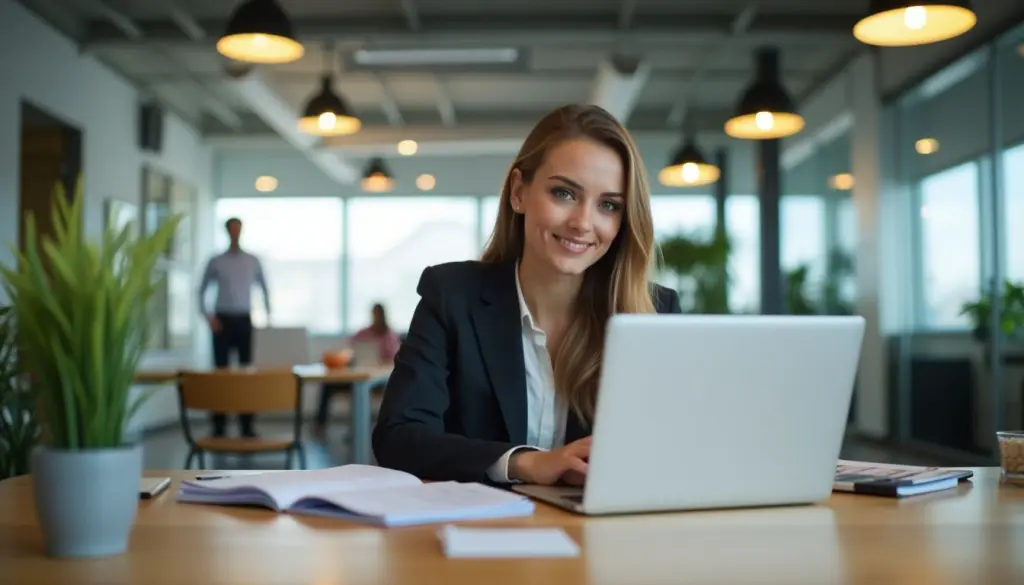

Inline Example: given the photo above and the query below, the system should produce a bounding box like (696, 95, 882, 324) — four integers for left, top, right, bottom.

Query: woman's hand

(508, 437, 591, 485)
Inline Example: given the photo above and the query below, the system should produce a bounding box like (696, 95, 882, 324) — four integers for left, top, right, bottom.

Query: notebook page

(178, 464, 422, 510)
(292, 481, 535, 526)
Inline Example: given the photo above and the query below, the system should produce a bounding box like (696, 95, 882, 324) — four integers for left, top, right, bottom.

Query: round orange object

(321, 348, 353, 369)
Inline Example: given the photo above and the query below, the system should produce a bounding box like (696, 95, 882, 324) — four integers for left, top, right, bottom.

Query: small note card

(438, 524, 581, 558)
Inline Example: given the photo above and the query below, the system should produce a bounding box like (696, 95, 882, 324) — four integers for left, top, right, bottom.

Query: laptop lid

(581, 314, 865, 515)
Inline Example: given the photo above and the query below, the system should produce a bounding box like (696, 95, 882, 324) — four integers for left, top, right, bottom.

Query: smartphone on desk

(140, 477, 171, 499)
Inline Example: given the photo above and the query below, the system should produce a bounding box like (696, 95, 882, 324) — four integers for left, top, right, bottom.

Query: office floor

(140, 397, 954, 472)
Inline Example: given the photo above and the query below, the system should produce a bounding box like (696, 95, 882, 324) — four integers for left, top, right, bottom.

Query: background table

(134, 365, 392, 463)
(1, 468, 1022, 585)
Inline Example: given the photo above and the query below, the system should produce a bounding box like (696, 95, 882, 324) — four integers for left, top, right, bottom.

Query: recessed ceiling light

(398, 140, 418, 156)
(416, 174, 436, 191)
(829, 173, 855, 190)
(916, 138, 940, 155)
(255, 175, 278, 192)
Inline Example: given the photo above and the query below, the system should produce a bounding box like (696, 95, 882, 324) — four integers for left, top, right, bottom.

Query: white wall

(0, 0, 214, 434)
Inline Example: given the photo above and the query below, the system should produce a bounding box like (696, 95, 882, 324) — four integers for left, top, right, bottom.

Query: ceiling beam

(399, 0, 421, 32)
(371, 73, 404, 126)
(81, 13, 861, 50)
(168, 4, 205, 40)
(618, 0, 638, 29)
(124, 68, 824, 85)
(434, 79, 457, 127)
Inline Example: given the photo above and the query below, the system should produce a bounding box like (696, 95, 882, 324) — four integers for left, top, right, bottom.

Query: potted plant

(959, 280, 1024, 342)
(0, 178, 180, 558)
(658, 224, 732, 314)
(0, 305, 40, 480)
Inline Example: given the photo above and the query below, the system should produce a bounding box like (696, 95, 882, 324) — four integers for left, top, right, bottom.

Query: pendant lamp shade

(361, 158, 395, 193)
(724, 49, 804, 140)
(659, 140, 720, 187)
(297, 75, 361, 136)
(853, 0, 976, 47)
(217, 0, 304, 64)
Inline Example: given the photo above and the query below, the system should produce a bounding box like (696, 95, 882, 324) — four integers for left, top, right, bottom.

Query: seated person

(313, 303, 400, 436)
(371, 104, 681, 486)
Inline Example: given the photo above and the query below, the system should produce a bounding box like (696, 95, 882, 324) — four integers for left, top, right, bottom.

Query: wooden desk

(134, 365, 393, 464)
(2, 468, 1022, 585)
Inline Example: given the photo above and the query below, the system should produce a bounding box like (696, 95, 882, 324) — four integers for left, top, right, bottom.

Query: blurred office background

(2, 0, 1023, 469)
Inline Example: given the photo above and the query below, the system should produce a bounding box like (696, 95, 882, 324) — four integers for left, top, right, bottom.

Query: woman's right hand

(508, 437, 591, 485)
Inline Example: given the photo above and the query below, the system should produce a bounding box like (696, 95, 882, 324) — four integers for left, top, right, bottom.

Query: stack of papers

(834, 459, 973, 497)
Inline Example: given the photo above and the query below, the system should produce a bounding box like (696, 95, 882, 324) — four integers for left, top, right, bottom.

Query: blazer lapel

(471, 261, 528, 445)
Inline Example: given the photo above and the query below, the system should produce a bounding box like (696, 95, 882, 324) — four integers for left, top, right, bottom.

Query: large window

(918, 162, 981, 327)
(1003, 143, 1024, 282)
(346, 197, 477, 333)
(213, 198, 344, 334)
(480, 195, 501, 249)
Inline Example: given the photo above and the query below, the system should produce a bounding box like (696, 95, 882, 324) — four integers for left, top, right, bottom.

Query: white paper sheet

(438, 524, 581, 558)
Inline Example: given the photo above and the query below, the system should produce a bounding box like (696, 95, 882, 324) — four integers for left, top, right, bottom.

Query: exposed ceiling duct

(588, 54, 651, 123)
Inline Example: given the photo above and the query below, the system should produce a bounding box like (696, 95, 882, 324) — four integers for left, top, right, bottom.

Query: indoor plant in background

(0, 305, 40, 480)
(658, 225, 732, 314)
(0, 178, 180, 558)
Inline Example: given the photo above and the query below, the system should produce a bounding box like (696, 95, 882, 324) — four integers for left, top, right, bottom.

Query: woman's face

(510, 138, 626, 277)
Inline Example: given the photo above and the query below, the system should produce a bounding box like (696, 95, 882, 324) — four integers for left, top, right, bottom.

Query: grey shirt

(198, 250, 271, 316)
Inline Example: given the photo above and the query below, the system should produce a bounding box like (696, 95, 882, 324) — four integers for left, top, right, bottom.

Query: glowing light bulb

(755, 111, 774, 131)
(318, 112, 337, 130)
(253, 34, 267, 45)
(681, 163, 699, 184)
(904, 6, 927, 30)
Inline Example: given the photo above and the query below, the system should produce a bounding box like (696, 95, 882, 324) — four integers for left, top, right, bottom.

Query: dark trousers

(211, 313, 256, 437)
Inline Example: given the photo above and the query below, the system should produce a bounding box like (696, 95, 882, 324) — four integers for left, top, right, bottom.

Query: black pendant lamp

(853, 0, 977, 47)
(218, 0, 304, 64)
(298, 75, 361, 136)
(298, 44, 360, 136)
(360, 158, 395, 193)
(659, 136, 720, 187)
(724, 48, 804, 140)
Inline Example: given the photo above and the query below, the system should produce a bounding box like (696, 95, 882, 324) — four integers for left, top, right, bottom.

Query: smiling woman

(372, 104, 681, 487)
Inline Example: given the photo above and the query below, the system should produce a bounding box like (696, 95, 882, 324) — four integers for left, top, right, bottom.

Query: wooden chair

(176, 370, 306, 470)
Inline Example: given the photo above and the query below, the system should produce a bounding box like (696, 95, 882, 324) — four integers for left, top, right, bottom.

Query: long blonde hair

(480, 104, 657, 424)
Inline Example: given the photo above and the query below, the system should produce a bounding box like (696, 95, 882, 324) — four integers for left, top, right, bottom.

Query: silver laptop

(513, 314, 865, 515)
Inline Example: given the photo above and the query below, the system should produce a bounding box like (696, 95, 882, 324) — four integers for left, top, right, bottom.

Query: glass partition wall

(888, 21, 1024, 464)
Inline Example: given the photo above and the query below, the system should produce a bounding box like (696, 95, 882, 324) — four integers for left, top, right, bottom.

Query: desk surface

(134, 365, 392, 384)
(1, 468, 1022, 585)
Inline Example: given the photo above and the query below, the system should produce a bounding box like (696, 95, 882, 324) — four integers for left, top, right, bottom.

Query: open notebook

(176, 464, 535, 527)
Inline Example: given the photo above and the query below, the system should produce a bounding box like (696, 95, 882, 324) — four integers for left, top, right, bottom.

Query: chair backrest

(178, 370, 300, 414)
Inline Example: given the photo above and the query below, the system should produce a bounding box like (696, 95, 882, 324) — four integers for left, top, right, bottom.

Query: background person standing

(198, 217, 271, 438)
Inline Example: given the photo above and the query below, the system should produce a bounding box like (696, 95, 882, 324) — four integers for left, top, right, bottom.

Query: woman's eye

(600, 200, 622, 212)
(551, 187, 573, 199)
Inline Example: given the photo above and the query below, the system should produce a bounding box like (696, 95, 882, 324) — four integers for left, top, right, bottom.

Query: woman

(372, 104, 681, 485)
(313, 303, 400, 437)
(351, 303, 402, 365)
